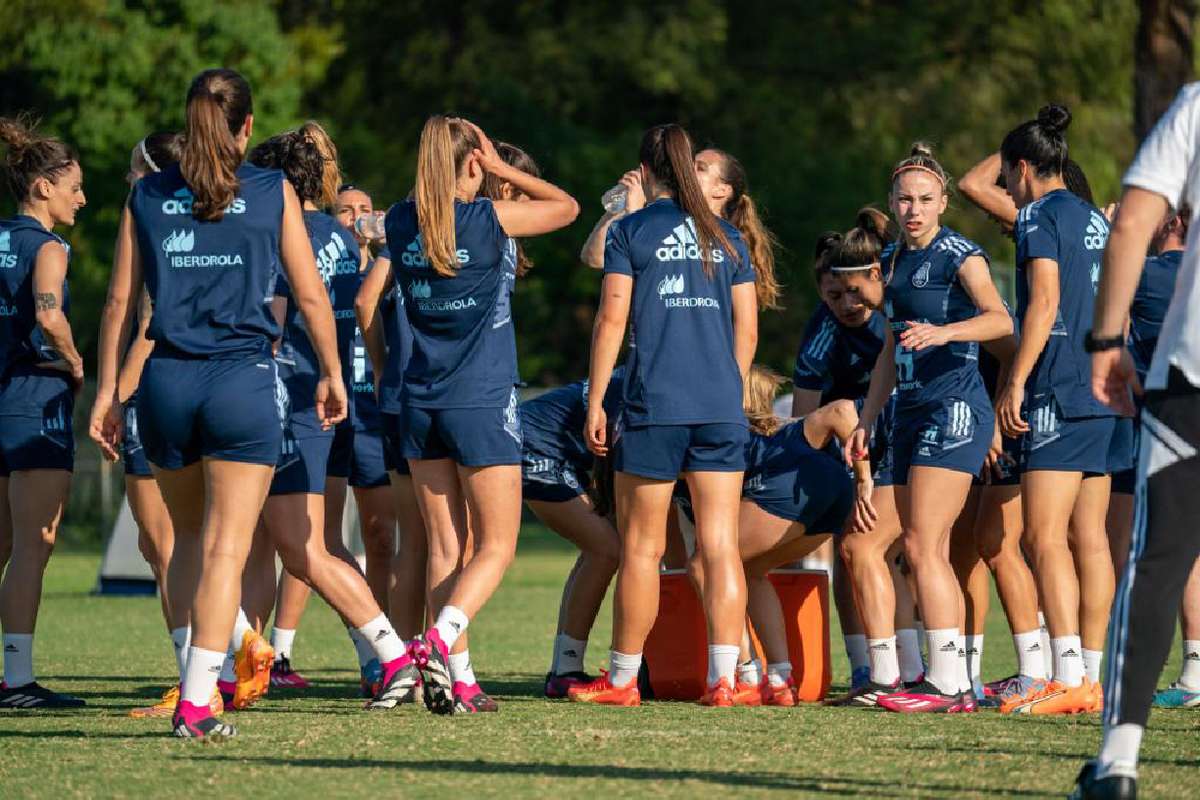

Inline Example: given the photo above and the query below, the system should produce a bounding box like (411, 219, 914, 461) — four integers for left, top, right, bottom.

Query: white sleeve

(1123, 83, 1200, 208)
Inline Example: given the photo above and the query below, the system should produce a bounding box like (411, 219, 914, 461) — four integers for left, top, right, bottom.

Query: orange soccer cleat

(699, 677, 735, 707)
(732, 679, 765, 707)
(762, 677, 798, 707)
(231, 630, 274, 710)
(1007, 678, 1102, 715)
(567, 670, 641, 706)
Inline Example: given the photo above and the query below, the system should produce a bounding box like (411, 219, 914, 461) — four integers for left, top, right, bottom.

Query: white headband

(139, 139, 160, 173)
(829, 261, 881, 273)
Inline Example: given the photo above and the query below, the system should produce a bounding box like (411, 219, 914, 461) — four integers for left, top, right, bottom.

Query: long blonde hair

(744, 364, 786, 436)
(709, 149, 782, 310)
(415, 115, 480, 277)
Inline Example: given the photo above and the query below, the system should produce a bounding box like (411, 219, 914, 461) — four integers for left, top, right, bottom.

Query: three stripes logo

(1084, 210, 1110, 251)
(654, 219, 726, 263)
(161, 229, 195, 254)
(0, 230, 13, 270)
(0, 230, 9, 251)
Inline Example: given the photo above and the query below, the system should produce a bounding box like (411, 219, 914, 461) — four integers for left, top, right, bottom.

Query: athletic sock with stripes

(925, 628, 963, 694)
(1013, 629, 1047, 680)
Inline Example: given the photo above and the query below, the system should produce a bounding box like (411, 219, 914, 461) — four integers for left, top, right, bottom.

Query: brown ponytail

(181, 68, 252, 222)
(0, 114, 77, 202)
(414, 115, 480, 278)
(706, 149, 782, 309)
(299, 121, 342, 209)
(744, 364, 786, 436)
(639, 124, 734, 278)
(481, 141, 541, 276)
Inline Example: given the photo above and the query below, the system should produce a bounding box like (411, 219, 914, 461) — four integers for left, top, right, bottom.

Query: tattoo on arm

(35, 292, 58, 311)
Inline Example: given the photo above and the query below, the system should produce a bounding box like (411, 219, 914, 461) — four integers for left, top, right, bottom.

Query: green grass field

(1, 525, 1197, 799)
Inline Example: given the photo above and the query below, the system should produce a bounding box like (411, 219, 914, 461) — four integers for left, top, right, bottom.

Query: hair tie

(891, 164, 944, 186)
(139, 139, 160, 173)
(830, 261, 881, 273)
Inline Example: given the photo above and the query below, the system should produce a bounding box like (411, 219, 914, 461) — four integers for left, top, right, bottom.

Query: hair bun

(814, 231, 842, 259)
(0, 115, 37, 157)
(909, 141, 935, 159)
(1037, 104, 1072, 135)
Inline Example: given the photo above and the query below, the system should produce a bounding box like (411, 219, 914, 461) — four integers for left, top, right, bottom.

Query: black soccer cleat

(1068, 761, 1137, 800)
(0, 682, 86, 709)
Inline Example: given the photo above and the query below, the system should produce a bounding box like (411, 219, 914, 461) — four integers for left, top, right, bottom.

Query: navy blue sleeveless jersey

(1014, 189, 1114, 418)
(521, 369, 625, 465)
(883, 226, 989, 409)
(1128, 249, 1182, 383)
(603, 198, 755, 426)
(274, 210, 361, 431)
(383, 198, 518, 409)
(0, 215, 71, 376)
(130, 162, 284, 357)
(792, 304, 887, 404)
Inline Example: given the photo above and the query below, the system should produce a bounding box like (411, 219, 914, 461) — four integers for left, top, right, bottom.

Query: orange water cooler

(642, 569, 831, 702)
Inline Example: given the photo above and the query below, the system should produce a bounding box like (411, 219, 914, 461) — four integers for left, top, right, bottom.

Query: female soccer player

(994, 105, 1122, 715)
(88, 69, 378, 739)
(0, 117, 86, 709)
(571, 123, 757, 707)
(521, 370, 624, 698)
(238, 125, 419, 709)
(847, 143, 1012, 713)
(382, 117, 578, 714)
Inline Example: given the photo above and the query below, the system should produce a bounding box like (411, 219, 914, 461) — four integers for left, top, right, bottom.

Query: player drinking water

(0, 116, 87, 710)
(994, 105, 1124, 715)
(383, 116, 578, 714)
(571, 123, 757, 707)
(90, 69, 353, 738)
(847, 143, 1012, 713)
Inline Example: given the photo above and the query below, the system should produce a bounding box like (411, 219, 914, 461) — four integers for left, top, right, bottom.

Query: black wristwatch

(1084, 330, 1125, 353)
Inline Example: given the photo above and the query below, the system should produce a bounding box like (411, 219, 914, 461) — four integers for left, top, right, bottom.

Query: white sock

(1097, 723, 1143, 780)
(1051, 635, 1084, 687)
(1038, 612, 1053, 677)
(1, 633, 34, 688)
(181, 646, 225, 706)
(170, 627, 191, 682)
(552, 634, 587, 675)
(1179, 640, 1200, 689)
(270, 628, 296, 662)
(867, 637, 900, 685)
(229, 607, 253, 653)
(1083, 648, 1103, 684)
(896, 628, 924, 683)
(964, 634, 983, 686)
(433, 605, 469, 650)
(766, 661, 792, 687)
(1013, 629, 1048, 680)
(218, 649, 236, 684)
(914, 619, 926, 657)
(356, 613, 405, 663)
(926, 628, 964, 694)
(736, 658, 762, 686)
(844, 634, 868, 674)
(348, 627, 375, 668)
(448, 649, 476, 686)
(707, 644, 740, 686)
(609, 650, 641, 688)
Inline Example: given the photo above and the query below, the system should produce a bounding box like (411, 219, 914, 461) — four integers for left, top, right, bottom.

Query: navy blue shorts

(892, 397, 993, 486)
(327, 423, 353, 480)
(137, 354, 282, 470)
(613, 422, 748, 481)
(349, 423, 391, 489)
(1021, 396, 1131, 475)
(270, 430, 333, 495)
(745, 458, 853, 534)
(380, 412, 410, 476)
(0, 370, 74, 475)
(121, 397, 153, 478)
(522, 450, 590, 503)
(399, 389, 523, 468)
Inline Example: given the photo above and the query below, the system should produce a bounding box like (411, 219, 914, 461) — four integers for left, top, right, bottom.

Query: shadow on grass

(184, 755, 1058, 796)
(0, 728, 167, 739)
(930, 744, 1200, 769)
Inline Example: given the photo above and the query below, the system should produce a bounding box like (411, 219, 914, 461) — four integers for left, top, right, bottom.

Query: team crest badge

(912, 261, 932, 288)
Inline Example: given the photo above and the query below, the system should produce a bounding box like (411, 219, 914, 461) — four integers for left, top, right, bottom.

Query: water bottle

(601, 184, 627, 214)
(354, 211, 387, 241)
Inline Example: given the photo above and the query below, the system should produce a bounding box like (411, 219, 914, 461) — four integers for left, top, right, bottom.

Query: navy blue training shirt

(131, 163, 284, 358)
(792, 304, 887, 404)
(275, 210, 360, 430)
(1128, 249, 1182, 382)
(882, 226, 988, 409)
(603, 198, 755, 426)
(384, 198, 518, 409)
(521, 369, 625, 466)
(1014, 189, 1114, 418)
(0, 215, 71, 375)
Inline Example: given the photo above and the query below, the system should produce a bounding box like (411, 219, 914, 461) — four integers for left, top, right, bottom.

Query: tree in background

(1136, 0, 1197, 140)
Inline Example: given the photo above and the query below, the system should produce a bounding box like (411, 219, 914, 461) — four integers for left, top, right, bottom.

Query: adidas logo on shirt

(162, 229, 195, 254)
(654, 220, 726, 263)
(161, 187, 246, 216)
(0, 230, 16, 269)
(1084, 210, 1110, 251)
(400, 234, 468, 268)
(0, 230, 9, 251)
(316, 233, 357, 283)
